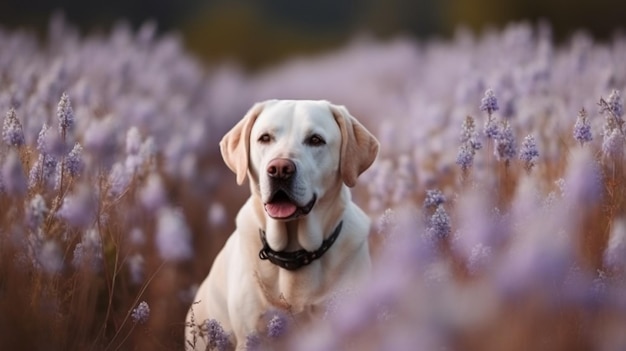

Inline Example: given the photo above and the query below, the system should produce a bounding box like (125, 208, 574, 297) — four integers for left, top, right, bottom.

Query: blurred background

(0, 0, 624, 70)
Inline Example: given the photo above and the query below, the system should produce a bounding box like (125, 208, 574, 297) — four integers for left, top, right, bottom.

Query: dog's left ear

(220, 102, 266, 185)
(330, 104, 380, 187)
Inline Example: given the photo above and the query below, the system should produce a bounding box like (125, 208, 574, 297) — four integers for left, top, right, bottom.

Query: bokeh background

(1, 0, 624, 69)
(2, 1, 626, 350)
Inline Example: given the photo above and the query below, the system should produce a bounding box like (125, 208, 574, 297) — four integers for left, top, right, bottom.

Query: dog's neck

(250, 184, 349, 253)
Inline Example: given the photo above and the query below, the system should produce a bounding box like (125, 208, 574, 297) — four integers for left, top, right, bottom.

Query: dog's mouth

(264, 190, 316, 220)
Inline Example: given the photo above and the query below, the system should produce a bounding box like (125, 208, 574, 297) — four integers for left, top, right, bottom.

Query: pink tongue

(265, 201, 297, 218)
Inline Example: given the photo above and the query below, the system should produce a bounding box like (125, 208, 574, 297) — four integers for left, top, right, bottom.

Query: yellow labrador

(185, 100, 379, 350)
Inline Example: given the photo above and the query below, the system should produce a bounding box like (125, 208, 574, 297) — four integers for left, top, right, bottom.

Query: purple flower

(460, 115, 482, 150)
(494, 122, 516, 164)
(140, 173, 167, 211)
(573, 108, 592, 146)
(126, 127, 142, 155)
(57, 92, 75, 138)
(1, 151, 27, 196)
(456, 144, 475, 172)
(602, 128, 624, 159)
(36, 123, 50, 154)
(131, 301, 150, 325)
(480, 88, 499, 116)
(29, 154, 58, 189)
(26, 194, 48, 230)
(208, 202, 227, 228)
(424, 189, 446, 210)
(37, 240, 64, 274)
(65, 142, 84, 177)
(155, 207, 193, 261)
(204, 319, 232, 351)
(2, 108, 25, 147)
(601, 89, 624, 119)
(267, 311, 289, 338)
(519, 134, 539, 171)
(72, 228, 103, 271)
(483, 118, 500, 140)
(244, 333, 261, 351)
(107, 162, 132, 197)
(56, 184, 97, 227)
(84, 117, 117, 167)
(428, 204, 451, 240)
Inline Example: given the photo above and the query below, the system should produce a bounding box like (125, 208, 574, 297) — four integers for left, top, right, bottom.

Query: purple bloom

(494, 122, 516, 164)
(428, 204, 451, 240)
(126, 127, 142, 155)
(36, 123, 50, 154)
(208, 202, 227, 228)
(131, 301, 150, 325)
(155, 207, 193, 261)
(2, 108, 25, 147)
(204, 319, 232, 351)
(573, 108, 592, 146)
(57, 92, 75, 138)
(139, 173, 167, 211)
(56, 184, 97, 227)
(519, 134, 539, 171)
(424, 189, 446, 210)
(29, 154, 58, 189)
(1, 151, 27, 196)
(601, 89, 624, 119)
(37, 240, 64, 274)
(267, 311, 289, 338)
(244, 333, 261, 351)
(483, 118, 500, 140)
(72, 228, 103, 271)
(65, 142, 84, 177)
(107, 162, 132, 197)
(602, 128, 624, 159)
(26, 194, 48, 230)
(84, 117, 117, 167)
(456, 144, 475, 172)
(480, 89, 499, 116)
(460, 115, 482, 150)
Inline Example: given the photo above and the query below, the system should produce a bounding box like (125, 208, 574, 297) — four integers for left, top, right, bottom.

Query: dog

(185, 100, 379, 350)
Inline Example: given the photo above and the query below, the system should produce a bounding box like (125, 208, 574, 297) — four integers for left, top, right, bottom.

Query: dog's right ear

(219, 102, 266, 185)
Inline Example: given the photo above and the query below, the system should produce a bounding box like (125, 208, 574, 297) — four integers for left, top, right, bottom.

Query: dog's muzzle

(263, 158, 316, 220)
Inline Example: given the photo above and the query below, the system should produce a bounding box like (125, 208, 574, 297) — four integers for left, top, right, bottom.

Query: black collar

(258, 221, 343, 271)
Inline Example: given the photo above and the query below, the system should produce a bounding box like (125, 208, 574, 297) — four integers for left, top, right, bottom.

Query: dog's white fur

(185, 100, 379, 350)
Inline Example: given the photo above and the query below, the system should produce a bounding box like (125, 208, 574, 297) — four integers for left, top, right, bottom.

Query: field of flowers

(1, 15, 626, 350)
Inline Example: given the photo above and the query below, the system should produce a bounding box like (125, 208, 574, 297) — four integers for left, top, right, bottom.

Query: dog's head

(220, 100, 379, 221)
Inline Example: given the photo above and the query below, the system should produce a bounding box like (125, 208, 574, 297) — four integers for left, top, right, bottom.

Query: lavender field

(1, 16, 626, 350)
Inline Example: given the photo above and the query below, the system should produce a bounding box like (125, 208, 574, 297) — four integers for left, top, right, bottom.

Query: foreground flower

(205, 319, 232, 351)
(429, 204, 451, 239)
(131, 301, 150, 325)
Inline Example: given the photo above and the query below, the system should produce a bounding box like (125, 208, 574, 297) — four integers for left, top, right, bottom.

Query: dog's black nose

(267, 158, 296, 180)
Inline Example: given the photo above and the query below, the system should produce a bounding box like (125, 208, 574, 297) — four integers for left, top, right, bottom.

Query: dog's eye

(258, 133, 272, 144)
(306, 134, 326, 146)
